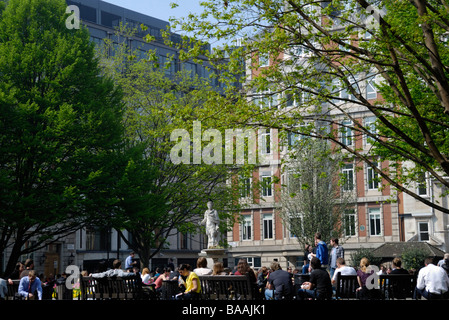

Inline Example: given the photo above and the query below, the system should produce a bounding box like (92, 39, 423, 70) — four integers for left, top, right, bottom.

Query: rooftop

(372, 241, 445, 259)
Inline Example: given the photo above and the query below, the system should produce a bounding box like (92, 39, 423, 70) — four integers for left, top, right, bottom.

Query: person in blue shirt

(18, 270, 43, 300)
(125, 252, 137, 271)
(311, 232, 329, 267)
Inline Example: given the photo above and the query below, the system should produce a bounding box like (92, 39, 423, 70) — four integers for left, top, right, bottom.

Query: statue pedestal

(199, 248, 226, 268)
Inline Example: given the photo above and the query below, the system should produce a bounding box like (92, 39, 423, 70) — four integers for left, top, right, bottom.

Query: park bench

(334, 274, 359, 300)
(335, 273, 418, 300)
(6, 280, 20, 300)
(79, 275, 144, 300)
(379, 274, 417, 300)
(198, 275, 255, 300)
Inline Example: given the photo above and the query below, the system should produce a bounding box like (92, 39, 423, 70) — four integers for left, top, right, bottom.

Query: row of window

(239, 207, 382, 242)
(241, 214, 274, 240)
(341, 162, 430, 196)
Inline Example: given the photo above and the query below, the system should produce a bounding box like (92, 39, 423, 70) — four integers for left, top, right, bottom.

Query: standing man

(329, 237, 344, 280)
(125, 252, 137, 271)
(311, 232, 328, 269)
(414, 257, 449, 300)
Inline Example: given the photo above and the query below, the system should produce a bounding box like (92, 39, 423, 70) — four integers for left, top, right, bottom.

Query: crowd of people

(2, 234, 449, 301)
(257, 233, 449, 300)
(0, 258, 71, 300)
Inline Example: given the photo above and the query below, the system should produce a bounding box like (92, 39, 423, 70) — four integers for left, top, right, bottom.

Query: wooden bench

(79, 275, 144, 300)
(198, 275, 255, 300)
(335, 274, 359, 300)
(335, 273, 418, 300)
(379, 274, 417, 300)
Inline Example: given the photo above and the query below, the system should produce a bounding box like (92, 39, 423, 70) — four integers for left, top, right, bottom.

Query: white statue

(201, 201, 220, 248)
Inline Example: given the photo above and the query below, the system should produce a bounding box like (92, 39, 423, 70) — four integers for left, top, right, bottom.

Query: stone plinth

(199, 248, 227, 267)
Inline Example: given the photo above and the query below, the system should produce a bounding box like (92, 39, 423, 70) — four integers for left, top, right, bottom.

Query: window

(259, 53, 269, 67)
(182, 62, 197, 78)
(364, 116, 376, 145)
(369, 208, 381, 236)
(263, 214, 274, 239)
(257, 90, 278, 109)
(288, 45, 312, 58)
(367, 162, 379, 190)
(261, 129, 271, 154)
(344, 209, 356, 236)
(239, 176, 252, 198)
(235, 257, 261, 269)
(417, 173, 429, 196)
(418, 222, 429, 241)
(342, 163, 354, 191)
(341, 120, 353, 146)
(159, 55, 175, 76)
(261, 175, 273, 197)
(333, 79, 349, 102)
(85, 227, 110, 251)
(366, 74, 377, 100)
(101, 11, 121, 28)
(339, 39, 351, 52)
(179, 233, 190, 250)
(241, 215, 252, 240)
(288, 131, 301, 147)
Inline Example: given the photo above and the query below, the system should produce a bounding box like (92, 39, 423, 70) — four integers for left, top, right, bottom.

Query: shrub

(349, 247, 381, 269)
(401, 247, 428, 271)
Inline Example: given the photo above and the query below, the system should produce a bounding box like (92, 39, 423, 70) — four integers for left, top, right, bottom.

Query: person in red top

(154, 268, 172, 292)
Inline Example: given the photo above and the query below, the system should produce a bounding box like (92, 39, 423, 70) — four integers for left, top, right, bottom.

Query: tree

(170, 0, 449, 214)
(401, 247, 428, 271)
(97, 27, 242, 268)
(0, 0, 126, 276)
(281, 137, 355, 246)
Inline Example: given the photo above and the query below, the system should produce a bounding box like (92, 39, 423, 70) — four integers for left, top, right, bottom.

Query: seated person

(265, 261, 293, 300)
(297, 257, 332, 300)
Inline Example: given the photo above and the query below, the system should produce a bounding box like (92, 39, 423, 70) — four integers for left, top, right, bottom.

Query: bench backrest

(335, 273, 417, 300)
(379, 274, 417, 299)
(335, 274, 359, 299)
(199, 275, 254, 300)
(79, 275, 142, 300)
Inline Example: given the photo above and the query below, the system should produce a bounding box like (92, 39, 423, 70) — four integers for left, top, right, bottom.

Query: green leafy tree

(170, 0, 449, 214)
(350, 247, 381, 268)
(401, 247, 428, 271)
(97, 27, 242, 267)
(0, 0, 126, 276)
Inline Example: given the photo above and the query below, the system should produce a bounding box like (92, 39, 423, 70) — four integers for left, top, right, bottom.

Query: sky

(102, 0, 205, 24)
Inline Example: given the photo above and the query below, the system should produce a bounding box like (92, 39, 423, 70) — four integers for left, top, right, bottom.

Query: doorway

(43, 243, 61, 278)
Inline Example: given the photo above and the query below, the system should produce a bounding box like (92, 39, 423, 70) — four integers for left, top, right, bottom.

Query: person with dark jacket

(297, 257, 332, 300)
(265, 261, 293, 300)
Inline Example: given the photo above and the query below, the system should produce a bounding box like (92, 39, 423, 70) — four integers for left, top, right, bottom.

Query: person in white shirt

(414, 257, 449, 300)
(193, 257, 212, 276)
(331, 257, 357, 285)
